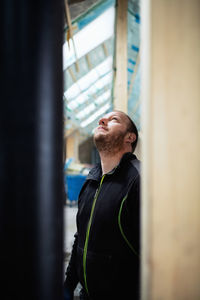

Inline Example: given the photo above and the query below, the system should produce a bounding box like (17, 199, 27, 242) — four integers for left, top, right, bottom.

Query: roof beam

(114, 0, 128, 113)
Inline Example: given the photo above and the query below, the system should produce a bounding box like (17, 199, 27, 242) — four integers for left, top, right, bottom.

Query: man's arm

(125, 174, 140, 254)
(64, 233, 79, 299)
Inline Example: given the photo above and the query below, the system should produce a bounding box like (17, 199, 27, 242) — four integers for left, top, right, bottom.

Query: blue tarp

(65, 174, 86, 201)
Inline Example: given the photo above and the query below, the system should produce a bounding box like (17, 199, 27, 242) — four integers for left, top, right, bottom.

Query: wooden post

(141, 0, 200, 299)
(114, 0, 128, 113)
(66, 130, 80, 162)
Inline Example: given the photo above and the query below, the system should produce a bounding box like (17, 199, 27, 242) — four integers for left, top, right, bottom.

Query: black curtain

(0, 0, 64, 299)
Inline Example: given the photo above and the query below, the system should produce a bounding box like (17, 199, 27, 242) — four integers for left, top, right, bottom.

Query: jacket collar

(87, 152, 136, 181)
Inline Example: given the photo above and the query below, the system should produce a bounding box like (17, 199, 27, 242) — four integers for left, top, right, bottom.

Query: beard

(93, 130, 126, 155)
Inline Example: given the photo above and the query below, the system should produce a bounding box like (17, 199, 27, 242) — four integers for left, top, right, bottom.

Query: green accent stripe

(83, 175, 105, 294)
(118, 195, 140, 258)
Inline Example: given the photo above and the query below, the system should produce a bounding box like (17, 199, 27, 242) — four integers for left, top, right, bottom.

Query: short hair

(125, 114, 138, 152)
(115, 111, 138, 152)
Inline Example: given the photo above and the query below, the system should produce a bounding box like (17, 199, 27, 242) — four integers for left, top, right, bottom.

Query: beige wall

(141, 0, 200, 299)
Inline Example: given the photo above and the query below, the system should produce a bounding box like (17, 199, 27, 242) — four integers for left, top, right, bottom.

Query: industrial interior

(64, 1, 200, 299)
(1, 0, 200, 299)
(63, 0, 141, 203)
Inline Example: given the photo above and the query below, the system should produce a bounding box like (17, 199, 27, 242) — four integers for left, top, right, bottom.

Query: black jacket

(65, 152, 140, 299)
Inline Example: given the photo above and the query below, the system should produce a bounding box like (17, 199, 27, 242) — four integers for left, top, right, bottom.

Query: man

(64, 110, 140, 299)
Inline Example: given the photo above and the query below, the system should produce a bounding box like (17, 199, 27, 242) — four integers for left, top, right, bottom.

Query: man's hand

(64, 285, 73, 300)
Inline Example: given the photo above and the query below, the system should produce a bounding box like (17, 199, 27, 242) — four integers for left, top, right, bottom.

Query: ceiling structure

(63, 0, 140, 138)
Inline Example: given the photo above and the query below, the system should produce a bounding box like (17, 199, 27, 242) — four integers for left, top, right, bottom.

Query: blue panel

(135, 13, 140, 24)
(65, 174, 87, 201)
(131, 44, 139, 52)
(128, 58, 136, 65)
(78, 0, 116, 31)
(128, 68, 134, 73)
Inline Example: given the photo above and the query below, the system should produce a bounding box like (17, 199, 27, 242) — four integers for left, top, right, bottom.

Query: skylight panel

(63, 6, 115, 70)
(78, 69, 98, 91)
(65, 67, 112, 103)
(76, 103, 96, 120)
(67, 100, 79, 110)
(95, 80, 104, 90)
(98, 72, 113, 87)
(80, 102, 111, 128)
(64, 83, 79, 100)
(67, 93, 87, 110)
(95, 56, 113, 75)
(76, 94, 88, 105)
(95, 90, 111, 105)
(63, 40, 75, 70)
(87, 85, 97, 97)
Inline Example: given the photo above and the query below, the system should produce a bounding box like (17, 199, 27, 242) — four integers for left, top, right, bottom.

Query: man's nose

(99, 118, 107, 125)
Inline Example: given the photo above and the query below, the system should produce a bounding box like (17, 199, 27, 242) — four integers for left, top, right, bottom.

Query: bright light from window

(64, 84, 80, 100)
(78, 69, 98, 91)
(63, 6, 115, 70)
(95, 56, 113, 75)
(80, 102, 111, 128)
(76, 103, 96, 120)
(95, 90, 111, 105)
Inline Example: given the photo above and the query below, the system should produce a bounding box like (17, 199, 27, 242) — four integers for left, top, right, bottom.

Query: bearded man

(64, 111, 140, 300)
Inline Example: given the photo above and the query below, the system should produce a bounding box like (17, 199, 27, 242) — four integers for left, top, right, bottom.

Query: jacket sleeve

(64, 232, 79, 293)
(124, 174, 140, 254)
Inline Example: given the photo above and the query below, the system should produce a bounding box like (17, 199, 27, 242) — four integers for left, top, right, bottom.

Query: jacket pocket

(85, 250, 114, 296)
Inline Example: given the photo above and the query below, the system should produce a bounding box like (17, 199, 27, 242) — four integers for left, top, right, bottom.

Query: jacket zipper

(83, 174, 105, 295)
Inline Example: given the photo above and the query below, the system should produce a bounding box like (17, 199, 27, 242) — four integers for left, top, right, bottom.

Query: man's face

(93, 111, 129, 153)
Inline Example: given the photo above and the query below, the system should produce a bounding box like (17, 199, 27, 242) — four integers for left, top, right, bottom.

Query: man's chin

(94, 131, 107, 140)
(93, 134, 107, 150)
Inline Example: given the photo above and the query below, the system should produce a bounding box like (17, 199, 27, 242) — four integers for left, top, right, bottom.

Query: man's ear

(125, 132, 136, 144)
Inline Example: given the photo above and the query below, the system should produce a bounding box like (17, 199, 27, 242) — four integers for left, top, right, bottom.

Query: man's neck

(99, 150, 129, 175)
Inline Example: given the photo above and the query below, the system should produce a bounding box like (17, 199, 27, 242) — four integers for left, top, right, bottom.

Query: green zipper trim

(83, 175, 105, 295)
(118, 195, 140, 258)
